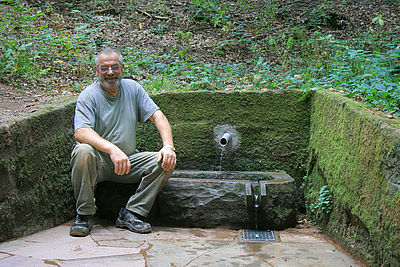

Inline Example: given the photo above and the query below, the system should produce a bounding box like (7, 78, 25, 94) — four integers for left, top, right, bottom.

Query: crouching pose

(70, 48, 176, 237)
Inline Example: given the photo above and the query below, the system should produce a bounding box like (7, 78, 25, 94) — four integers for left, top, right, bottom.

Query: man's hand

(149, 110, 176, 171)
(157, 145, 176, 171)
(75, 128, 131, 175)
(109, 146, 131, 175)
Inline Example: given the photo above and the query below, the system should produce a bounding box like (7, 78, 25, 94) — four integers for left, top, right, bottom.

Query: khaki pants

(70, 143, 172, 217)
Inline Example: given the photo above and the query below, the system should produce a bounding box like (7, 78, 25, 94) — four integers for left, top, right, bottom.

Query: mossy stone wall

(1, 89, 399, 265)
(0, 90, 310, 242)
(0, 96, 77, 242)
(306, 90, 400, 266)
(137, 91, 311, 184)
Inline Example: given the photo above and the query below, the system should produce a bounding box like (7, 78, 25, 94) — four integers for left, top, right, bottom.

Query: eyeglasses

(99, 64, 120, 72)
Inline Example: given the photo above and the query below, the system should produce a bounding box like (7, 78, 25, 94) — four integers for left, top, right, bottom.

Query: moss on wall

(1, 89, 399, 265)
(0, 91, 310, 242)
(305, 90, 400, 265)
(0, 97, 76, 242)
(138, 91, 311, 184)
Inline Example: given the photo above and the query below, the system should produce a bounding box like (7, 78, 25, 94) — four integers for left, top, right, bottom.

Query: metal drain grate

(242, 230, 276, 242)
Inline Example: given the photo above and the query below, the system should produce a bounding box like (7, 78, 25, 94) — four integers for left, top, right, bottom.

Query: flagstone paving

(0, 218, 363, 267)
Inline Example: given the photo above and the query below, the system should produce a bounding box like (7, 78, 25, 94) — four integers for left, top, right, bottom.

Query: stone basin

(171, 170, 274, 180)
(96, 170, 297, 230)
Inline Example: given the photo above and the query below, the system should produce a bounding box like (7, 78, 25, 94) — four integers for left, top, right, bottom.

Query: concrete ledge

(306, 90, 400, 265)
(0, 95, 77, 242)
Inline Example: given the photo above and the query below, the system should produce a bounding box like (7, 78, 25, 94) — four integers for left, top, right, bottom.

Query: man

(70, 48, 176, 237)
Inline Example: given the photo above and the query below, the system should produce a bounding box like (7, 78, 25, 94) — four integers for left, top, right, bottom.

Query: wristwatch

(164, 144, 175, 152)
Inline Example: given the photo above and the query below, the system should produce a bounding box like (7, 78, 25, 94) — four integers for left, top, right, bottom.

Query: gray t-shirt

(74, 79, 159, 156)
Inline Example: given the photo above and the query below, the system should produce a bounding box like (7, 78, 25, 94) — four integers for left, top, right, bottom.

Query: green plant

(365, 14, 388, 52)
(305, 0, 335, 27)
(143, 75, 176, 92)
(0, 41, 36, 79)
(192, 0, 229, 27)
(260, 28, 400, 116)
(176, 31, 192, 46)
(299, 175, 308, 191)
(372, 14, 385, 27)
(310, 185, 333, 214)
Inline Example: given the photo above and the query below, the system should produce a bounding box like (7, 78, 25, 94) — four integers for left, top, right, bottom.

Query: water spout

(246, 180, 267, 230)
(214, 125, 239, 172)
(254, 194, 260, 209)
(219, 132, 232, 147)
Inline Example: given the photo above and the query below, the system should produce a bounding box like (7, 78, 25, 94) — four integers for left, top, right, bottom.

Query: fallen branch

(93, 7, 120, 15)
(135, 8, 170, 20)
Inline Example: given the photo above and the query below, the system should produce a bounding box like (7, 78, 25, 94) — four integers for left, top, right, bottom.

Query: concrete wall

(0, 90, 310, 242)
(306, 90, 400, 266)
(0, 96, 77, 242)
(1, 89, 399, 265)
(137, 91, 311, 181)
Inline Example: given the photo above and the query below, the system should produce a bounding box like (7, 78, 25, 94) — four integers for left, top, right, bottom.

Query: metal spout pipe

(219, 132, 232, 147)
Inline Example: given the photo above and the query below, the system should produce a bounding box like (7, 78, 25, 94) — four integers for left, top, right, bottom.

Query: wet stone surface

(171, 170, 274, 180)
(0, 217, 364, 267)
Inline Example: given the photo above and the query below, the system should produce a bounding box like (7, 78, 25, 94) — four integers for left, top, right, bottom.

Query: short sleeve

(136, 86, 159, 123)
(74, 100, 96, 131)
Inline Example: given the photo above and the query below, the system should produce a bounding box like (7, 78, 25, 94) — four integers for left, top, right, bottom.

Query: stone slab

(96, 171, 297, 230)
(0, 219, 362, 267)
(0, 222, 139, 261)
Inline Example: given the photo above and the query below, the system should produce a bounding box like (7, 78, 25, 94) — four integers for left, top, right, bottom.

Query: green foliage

(0, 1, 399, 116)
(0, 42, 34, 79)
(304, 0, 336, 27)
(280, 38, 400, 116)
(191, 0, 229, 27)
(248, 22, 400, 115)
(0, 3, 100, 90)
(0, 5, 42, 80)
(372, 14, 385, 27)
(176, 31, 192, 46)
(309, 185, 333, 214)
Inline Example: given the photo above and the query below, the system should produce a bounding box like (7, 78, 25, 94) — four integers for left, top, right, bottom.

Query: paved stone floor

(0, 218, 364, 267)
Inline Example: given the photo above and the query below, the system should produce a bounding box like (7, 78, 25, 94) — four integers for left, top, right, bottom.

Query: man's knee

(71, 143, 97, 168)
(73, 143, 96, 157)
(74, 143, 95, 154)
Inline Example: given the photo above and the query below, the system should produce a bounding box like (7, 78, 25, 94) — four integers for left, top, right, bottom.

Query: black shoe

(70, 214, 93, 237)
(116, 208, 152, 234)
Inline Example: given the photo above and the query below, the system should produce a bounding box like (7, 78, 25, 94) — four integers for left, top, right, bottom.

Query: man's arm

(149, 110, 176, 171)
(75, 128, 131, 175)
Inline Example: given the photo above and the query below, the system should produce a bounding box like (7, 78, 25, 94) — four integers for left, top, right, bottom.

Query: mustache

(104, 74, 118, 79)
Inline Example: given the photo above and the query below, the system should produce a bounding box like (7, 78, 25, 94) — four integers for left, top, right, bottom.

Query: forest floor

(0, 0, 399, 123)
